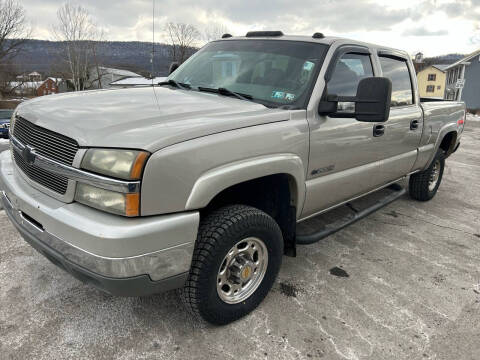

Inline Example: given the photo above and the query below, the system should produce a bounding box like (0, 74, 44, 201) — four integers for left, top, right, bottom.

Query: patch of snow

(467, 114, 480, 122)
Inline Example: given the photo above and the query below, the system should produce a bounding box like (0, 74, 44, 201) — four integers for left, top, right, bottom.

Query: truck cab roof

(216, 33, 410, 59)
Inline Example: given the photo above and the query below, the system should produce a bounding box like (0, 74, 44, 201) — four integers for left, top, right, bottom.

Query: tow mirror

(318, 77, 392, 122)
(169, 62, 180, 75)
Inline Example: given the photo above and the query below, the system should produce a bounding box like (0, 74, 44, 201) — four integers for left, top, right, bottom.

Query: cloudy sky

(20, 0, 480, 56)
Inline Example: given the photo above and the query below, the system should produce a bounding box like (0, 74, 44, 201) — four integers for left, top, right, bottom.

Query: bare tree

(165, 23, 200, 63)
(203, 23, 230, 43)
(0, 0, 31, 62)
(52, 3, 104, 91)
(0, 0, 31, 97)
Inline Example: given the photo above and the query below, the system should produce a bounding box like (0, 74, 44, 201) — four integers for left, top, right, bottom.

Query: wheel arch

(425, 124, 458, 168)
(185, 154, 306, 218)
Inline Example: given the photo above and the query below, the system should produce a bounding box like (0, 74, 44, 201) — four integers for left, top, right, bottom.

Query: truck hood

(15, 87, 289, 152)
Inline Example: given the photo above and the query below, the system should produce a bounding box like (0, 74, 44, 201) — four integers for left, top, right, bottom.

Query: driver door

(302, 49, 384, 219)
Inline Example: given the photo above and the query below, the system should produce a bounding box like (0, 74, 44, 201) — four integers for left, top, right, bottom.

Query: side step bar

(296, 187, 406, 245)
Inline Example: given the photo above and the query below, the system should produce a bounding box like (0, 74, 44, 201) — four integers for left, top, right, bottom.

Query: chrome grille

(13, 117, 79, 195)
(13, 151, 69, 194)
(13, 117, 78, 165)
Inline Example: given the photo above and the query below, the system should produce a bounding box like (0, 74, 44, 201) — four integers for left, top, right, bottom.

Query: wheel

(181, 205, 283, 325)
(409, 149, 445, 201)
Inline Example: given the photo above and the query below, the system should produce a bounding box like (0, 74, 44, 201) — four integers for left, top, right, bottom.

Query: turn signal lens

(130, 152, 149, 180)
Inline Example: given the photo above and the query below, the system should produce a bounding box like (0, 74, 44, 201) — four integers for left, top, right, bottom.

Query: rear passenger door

(374, 53, 423, 183)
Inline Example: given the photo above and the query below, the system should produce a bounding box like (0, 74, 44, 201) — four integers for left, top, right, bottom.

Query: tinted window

(328, 53, 373, 96)
(379, 56, 413, 106)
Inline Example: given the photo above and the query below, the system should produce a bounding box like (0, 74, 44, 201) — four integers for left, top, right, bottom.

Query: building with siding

(445, 49, 480, 111)
(417, 65, 447, 98)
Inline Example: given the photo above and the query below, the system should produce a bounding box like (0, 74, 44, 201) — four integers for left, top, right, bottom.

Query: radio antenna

(151, 0, 155, 81)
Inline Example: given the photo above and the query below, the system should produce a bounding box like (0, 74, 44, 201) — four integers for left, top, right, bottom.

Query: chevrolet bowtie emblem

(22, 145, 37, 165)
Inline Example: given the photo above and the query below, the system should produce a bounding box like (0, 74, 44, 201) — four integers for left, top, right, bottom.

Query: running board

(296, 187, 406, 245)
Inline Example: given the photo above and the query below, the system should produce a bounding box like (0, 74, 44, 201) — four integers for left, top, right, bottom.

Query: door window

(328, 53, 374, 96)
(379, 56, 414, 107)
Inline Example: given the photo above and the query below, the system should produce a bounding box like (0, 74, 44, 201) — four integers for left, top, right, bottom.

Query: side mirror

(169, 62, 180, 75)
(318, 77, 392, 122)
(355, 77, 392, 122)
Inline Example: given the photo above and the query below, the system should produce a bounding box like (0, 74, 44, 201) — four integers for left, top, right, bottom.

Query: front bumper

(0, 150, 199, 296)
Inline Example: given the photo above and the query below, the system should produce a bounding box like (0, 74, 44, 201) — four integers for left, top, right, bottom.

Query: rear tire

(181, 205, 283, 325)
(409, 149, 445, 201)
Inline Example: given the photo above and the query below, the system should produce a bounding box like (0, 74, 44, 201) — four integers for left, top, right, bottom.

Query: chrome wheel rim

(428, 160, 441, 191)
(216, 237, 268, 304)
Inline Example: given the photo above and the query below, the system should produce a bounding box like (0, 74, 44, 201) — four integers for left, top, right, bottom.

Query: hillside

(13, 39, 176, 76)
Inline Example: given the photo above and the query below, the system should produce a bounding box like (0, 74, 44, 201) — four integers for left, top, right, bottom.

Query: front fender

(185, 154, 306, 218)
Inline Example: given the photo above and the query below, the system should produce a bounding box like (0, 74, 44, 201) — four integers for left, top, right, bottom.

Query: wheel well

(203, 174, 297, 256)
(439, 131, 457, 157)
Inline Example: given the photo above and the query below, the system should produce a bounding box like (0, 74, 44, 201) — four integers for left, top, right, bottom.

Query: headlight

(75, 183, 140, 217)
(81, 149, 149, 180)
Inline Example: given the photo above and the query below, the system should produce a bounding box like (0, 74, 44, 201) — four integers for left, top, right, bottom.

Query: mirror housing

(318, 77, 392, 122)
(169, 62, 180, 75)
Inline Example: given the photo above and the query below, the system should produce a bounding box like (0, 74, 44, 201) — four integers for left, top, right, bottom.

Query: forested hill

(13, 39, 175, 76)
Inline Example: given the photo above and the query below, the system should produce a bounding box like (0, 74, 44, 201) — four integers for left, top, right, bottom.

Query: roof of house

(97, 67, 141, 78)
(432, 64, 449, 72)
(445, 49, 480, 70)
(9, 81, 42, 89)
(110, 76, 167, 86)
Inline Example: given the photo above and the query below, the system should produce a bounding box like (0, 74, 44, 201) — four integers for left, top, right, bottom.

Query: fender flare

(425, 123, 458, 169)
(185, 154, 306, 218)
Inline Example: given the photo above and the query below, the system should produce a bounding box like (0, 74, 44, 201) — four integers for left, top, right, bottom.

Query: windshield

(168, 40, 329, 108)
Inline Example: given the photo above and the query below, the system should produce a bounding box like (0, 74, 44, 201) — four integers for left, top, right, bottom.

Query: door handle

(410, 119, 420, 130)
(373, 124, 385, 137)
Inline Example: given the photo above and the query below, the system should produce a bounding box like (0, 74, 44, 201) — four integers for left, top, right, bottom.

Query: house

(417, 65, 447, 98)
(109, 76, 167, 88)
(36, 78, 60, 96)
(413, 52, 425, 73)
(444, 49, 480, 111)
(87, 67, 142, 89)
(16, 72, 42, 82)
(9, 81, 42, 96)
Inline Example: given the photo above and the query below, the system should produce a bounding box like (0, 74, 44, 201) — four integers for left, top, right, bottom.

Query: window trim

(324, 45, 371, 82)
(376, 52, 416, 107)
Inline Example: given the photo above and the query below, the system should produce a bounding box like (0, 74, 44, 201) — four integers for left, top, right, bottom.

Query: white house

(87, 67, 142, 89)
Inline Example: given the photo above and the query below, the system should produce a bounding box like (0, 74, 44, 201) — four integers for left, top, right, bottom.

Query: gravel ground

(0, 123, 479, 360)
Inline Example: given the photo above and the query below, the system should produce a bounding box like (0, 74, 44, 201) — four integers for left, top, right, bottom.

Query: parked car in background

(0, 110, 12, 139)
(0, 33, 465, 325)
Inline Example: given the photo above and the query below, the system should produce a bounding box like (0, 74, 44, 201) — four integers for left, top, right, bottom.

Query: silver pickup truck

(0, 32, 465, 325)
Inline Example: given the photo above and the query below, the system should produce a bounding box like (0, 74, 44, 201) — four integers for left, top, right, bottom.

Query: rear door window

(379, 56, 414, 107)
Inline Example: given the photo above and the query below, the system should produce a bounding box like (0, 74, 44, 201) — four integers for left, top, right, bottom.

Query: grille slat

(13, 117, 79, 195)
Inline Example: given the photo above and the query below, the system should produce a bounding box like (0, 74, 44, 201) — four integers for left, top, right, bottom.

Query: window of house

(426, 85, 435, 92)
(328, 53, 374, 96)
(437, 85, 441, 90)
(379, 56, 414, 106)
(428, 74, 436, 81)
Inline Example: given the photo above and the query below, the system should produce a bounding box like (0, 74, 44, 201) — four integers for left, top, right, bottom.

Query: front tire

(181, 205, 283, 325)
(409, 149, 445, 201)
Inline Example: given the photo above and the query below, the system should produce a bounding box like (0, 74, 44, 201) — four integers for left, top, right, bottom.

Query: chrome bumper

(0, 150, 199, 284)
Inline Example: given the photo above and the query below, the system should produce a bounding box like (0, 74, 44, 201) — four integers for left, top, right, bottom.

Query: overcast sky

(20, 0, 480, 56)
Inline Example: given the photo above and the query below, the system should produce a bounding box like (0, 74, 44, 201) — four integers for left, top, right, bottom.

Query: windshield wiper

(197, 87, 254, 102)
(158, 79, 191, 90)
